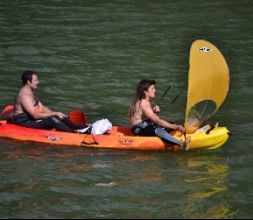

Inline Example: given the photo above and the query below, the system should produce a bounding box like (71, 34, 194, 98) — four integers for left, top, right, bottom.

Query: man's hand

(55, 112, 67, 120)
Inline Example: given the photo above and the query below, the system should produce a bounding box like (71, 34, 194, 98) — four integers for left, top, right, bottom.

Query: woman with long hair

(129, 79, 190, 150)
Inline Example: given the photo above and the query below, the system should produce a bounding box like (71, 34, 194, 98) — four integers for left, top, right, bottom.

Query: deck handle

(81, 135, 98, 145)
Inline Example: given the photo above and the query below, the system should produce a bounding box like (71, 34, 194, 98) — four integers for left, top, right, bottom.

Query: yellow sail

(185, 40, 229, 133)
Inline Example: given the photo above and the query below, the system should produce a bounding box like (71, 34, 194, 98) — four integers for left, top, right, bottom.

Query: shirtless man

(129, 79, 191, 150)
(13, 70, 88, 133)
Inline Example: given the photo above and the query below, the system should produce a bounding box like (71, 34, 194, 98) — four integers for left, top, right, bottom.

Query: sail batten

(185, 40, 229, 133)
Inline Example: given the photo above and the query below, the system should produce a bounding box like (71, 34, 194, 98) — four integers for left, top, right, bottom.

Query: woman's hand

(176, 125, 186, 133)
(153, 105, 160, 113)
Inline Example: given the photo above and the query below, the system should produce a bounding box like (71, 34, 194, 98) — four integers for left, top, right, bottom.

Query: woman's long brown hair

(128, 79, 156, 117)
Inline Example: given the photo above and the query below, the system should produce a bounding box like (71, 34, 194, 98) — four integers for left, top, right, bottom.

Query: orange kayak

(0, 105, 229, 151)
(0, 120, 229, 151)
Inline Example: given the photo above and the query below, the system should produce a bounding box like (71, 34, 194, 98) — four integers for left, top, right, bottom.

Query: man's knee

(48, 116, 73, 132)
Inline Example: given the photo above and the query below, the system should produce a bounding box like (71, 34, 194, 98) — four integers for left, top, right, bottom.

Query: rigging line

(158, 82, 173, 105)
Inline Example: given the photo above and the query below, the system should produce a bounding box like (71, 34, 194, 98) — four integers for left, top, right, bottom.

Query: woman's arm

(141, 100, 185, 132)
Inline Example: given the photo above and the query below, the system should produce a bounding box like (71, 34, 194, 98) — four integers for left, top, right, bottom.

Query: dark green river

(0, 0, 252, 218)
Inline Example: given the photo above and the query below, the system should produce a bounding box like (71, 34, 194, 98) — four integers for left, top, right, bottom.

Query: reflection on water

(177, 155, 237, 219)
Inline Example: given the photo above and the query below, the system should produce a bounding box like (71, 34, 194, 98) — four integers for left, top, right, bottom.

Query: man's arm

(38, 101, 53, 113)
(21, 94, 65, 120)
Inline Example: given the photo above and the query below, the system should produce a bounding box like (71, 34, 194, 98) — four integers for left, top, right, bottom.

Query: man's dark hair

(21, 70, 37, 85)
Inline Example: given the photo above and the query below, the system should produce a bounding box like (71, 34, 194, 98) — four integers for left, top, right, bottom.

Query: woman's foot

(181, 136, 191, 151)
(215, 122, 219, 128)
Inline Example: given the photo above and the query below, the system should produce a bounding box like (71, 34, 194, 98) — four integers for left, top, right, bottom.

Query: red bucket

(68, 110, 87, 125)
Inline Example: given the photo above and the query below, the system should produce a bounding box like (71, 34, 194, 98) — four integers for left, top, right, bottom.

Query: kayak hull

(0, 120, 229, 151)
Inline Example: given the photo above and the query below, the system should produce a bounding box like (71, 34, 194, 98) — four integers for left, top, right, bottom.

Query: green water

(0, 0, 253, 218)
